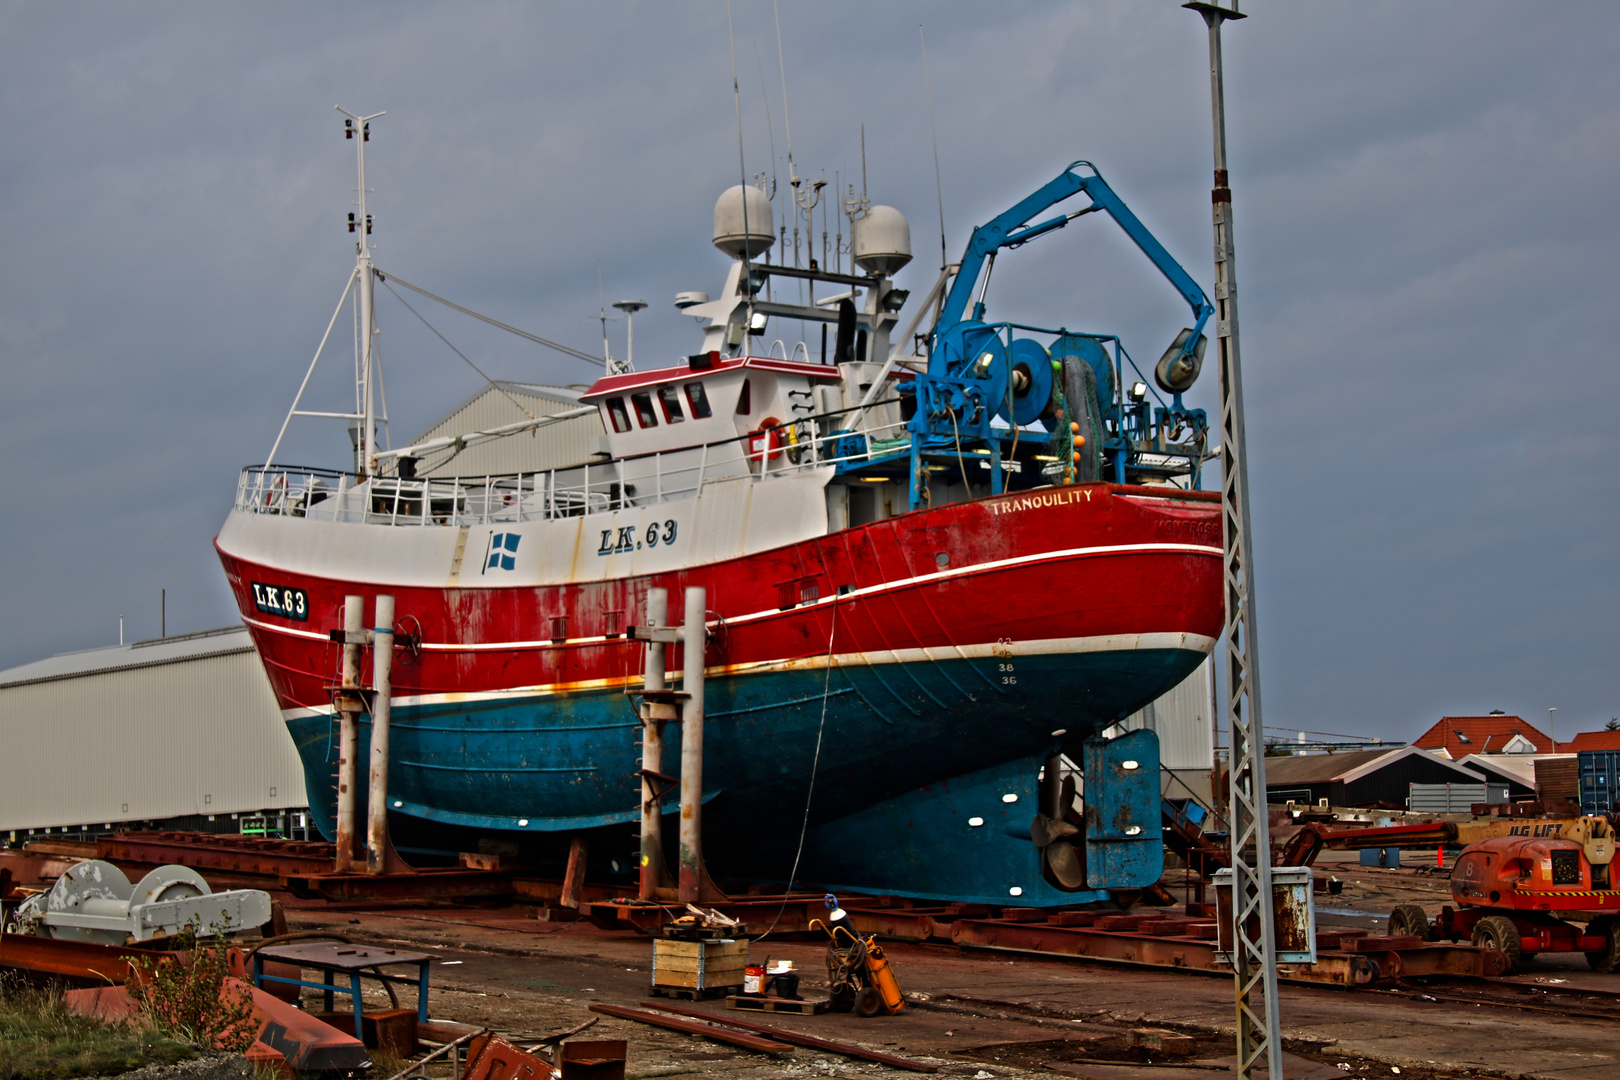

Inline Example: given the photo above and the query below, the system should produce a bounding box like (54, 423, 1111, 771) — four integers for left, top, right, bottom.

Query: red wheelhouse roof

(582, 354, 843, 401)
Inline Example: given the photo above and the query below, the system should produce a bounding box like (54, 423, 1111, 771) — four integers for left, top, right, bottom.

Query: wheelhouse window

(657, 384, 685, 423)
(631, 392, 659, 428)
(604, 397, 632, 433)
(685, 382, 713, 418)
(735, 378, 751, 415)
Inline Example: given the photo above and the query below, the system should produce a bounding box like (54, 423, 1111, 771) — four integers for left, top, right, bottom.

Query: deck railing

(236, 410, 912, 528)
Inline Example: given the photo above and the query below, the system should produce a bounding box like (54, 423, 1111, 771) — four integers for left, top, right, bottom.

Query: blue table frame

(251, 942, 434, 1042)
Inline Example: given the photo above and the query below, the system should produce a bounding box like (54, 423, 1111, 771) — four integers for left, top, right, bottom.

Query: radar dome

(852, 205, 911, 276)
(713, 186, 775, 260)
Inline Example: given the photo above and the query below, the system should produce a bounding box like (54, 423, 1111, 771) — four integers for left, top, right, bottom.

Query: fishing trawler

(215, 115, 1222, 901)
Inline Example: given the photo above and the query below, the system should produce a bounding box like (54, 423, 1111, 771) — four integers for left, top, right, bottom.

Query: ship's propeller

(1032, 757, 1089, 891)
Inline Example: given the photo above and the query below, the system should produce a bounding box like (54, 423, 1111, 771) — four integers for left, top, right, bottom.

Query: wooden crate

(651, 938, 747, 993)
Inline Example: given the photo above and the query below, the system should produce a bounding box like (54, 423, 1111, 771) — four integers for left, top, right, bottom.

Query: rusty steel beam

(1349, 943, 1510, 980)
(640, 1002, 938, 1072)
(948, 916, 1381, 986)
(844, 907, 943, 942)
(99, 832, 336, 878)
(948, 917, 1230, 974)
(941, 914, 1518, 986)
(0, 931, 169, 984)
(281, 869, 513, 902)
(587, 1003, 793, 1055)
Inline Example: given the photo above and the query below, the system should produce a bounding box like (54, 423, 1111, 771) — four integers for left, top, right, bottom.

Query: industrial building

(1113, 659, 1215, 803)
(0, 627, 308, 844)
(403, 381, 601, 478)
(1263, 745, 1495, 810)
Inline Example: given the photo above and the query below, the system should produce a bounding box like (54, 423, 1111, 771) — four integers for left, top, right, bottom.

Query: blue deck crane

(904, 161, 1216, 508)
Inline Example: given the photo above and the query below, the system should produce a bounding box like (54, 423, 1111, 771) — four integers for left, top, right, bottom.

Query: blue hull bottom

(288, 647, 1200, 895)
(732, 752, 1118, 907)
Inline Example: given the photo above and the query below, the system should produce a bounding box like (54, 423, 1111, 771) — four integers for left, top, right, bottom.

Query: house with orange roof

(1413, 712, 1553, 758)
(1559, 730, 1620, 754)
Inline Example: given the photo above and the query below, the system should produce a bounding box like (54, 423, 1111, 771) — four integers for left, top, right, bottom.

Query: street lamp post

(1183, 4, 1284, 1079)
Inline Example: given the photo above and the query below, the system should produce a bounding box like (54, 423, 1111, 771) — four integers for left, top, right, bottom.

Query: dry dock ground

(277, 860, 1620, 1080)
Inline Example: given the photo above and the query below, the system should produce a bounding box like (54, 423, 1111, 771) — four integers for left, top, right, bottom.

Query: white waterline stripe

(280, 632, 1217, 718)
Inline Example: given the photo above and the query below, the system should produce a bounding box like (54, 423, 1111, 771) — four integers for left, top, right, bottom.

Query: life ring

(748, 416, 786, 466)
(264, 474, 287, 507)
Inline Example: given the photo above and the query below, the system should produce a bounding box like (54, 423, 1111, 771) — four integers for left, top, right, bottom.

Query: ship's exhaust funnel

(832, 299, 858, 365)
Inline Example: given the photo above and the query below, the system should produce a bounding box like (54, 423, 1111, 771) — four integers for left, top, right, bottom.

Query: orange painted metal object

(0, 931, 168, 984)
(61, 976, 369, 1073)
(1452, 836, 1620, 914)
(462, 1031, 560, 1080)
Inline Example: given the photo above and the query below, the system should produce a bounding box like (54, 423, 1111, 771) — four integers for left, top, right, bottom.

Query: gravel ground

(87, 1051, 257, 1080)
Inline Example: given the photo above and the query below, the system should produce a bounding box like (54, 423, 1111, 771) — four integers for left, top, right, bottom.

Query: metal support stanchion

(633, 588, 680, 900)
(334, 594, 364, 872)
(366, 594, 396, 875)
(676, 587, 724, 903)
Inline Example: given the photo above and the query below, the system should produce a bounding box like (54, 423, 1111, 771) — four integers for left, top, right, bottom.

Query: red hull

(218, 483, 1222, 713)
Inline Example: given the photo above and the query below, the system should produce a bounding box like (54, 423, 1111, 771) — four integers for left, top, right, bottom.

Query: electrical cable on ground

(754, 597, 839, 942)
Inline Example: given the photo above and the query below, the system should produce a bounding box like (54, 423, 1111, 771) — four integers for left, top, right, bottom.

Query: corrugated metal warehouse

(1263, 745, 1486, 809)
(407, 381, 601, 478)
(0, 627, 307, 842)
(1115, 658, 1215, 802)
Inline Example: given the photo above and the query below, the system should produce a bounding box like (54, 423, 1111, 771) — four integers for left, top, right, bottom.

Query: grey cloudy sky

(2, 2, 1615, 742)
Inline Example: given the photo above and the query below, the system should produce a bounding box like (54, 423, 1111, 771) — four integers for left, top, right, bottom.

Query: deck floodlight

(1130, 381, 1148, 401)
(881, 288, 910, 313)
(1154, 328, 1208, 394)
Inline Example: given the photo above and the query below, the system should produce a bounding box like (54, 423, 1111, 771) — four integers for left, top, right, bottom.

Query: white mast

(337, 106, 386, 477)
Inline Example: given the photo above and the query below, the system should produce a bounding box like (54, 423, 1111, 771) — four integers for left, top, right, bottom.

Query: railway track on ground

(1379, 978, 1620, 1021)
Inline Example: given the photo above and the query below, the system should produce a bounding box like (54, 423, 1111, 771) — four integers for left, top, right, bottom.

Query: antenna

(919, 26, 947, 270)
(754, 45, 779, 203)
(773, 0, 796, 186)
(335, 104, 386, 477)
(597, 263, 615, 371)
(726, 0, 754, 354)
(861, 123, 868, 204)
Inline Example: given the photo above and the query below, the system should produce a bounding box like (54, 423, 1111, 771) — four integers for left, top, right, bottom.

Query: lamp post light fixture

(612, 300, 648, 370)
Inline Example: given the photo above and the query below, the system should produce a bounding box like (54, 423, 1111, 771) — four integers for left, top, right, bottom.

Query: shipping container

(1578, 749, 1618, 816)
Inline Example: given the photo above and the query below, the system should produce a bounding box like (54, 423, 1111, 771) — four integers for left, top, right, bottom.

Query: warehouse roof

(1455, 753, 1538, 788)
(1263, 748, 1397, 786)
(0, 626, 252, 689)
(1264, 745, 1484, 787)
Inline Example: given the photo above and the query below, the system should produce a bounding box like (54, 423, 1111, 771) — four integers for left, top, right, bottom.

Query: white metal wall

(0, 641, 306, 833)
(411, 384, 603, 478)
(1118, 658, 1215, 771)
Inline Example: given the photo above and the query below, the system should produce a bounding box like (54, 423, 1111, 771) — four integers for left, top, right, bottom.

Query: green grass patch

(0, 976, 200, 1080)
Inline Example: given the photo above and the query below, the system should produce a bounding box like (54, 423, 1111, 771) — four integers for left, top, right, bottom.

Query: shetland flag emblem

(485, 532, 520, 572)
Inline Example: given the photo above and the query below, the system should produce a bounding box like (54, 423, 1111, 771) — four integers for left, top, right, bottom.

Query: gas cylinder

(865, 942, 904, 1014)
